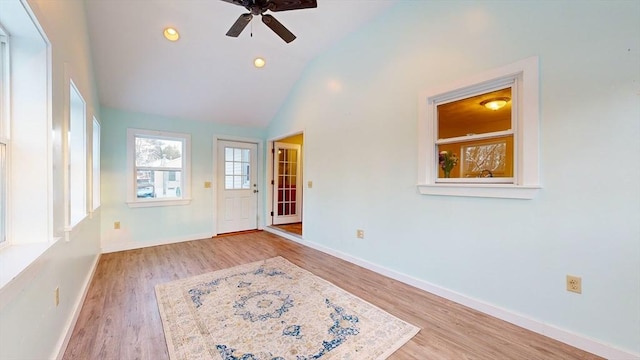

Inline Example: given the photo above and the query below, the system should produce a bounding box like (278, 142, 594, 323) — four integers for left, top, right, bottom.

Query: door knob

(253, 189, 259, 193)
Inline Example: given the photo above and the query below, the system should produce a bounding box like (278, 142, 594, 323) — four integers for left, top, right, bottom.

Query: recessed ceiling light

(254, 57, 266, 68)
(163, 27, 180, 41)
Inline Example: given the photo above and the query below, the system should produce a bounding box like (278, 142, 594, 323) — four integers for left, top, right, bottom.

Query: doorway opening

(269, 133, 303, 237)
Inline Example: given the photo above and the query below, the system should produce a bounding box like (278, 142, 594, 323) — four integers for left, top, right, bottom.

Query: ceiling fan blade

(226, 13, 253, 37)
(268, 0, 317, 12)
(261, 14, 296, 43)
(220, 0, 246, 6)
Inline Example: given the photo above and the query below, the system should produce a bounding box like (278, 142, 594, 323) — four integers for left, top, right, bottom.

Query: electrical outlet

(308, 181, 313, 188)
(356, 229, 364, 239)
(566, 275, 582, 294)
(114, 221, 120, 230)
(54, 287, 60, 307)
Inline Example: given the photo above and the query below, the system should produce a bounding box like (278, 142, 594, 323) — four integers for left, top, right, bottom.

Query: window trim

(126, 128, 191, 208)
(417, 56, 541, 199)
(0, 29, 8, 249)
(0, 0, 59, 291)
(66, 79, 87, 229)
(91, 116, 101, 211)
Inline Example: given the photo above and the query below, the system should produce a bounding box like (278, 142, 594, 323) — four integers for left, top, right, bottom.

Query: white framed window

(417, 56, 541, 199)
(126, 128, 191, 207)
(0, 28, 8, 248)
(92, 116, 101, 211)
(68, 80, 87, 227)
(0, 1, 54, 289)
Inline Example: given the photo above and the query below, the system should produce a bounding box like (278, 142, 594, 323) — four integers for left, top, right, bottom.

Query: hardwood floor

(271, 222, 303, 236)
(63, 231, 602, 359)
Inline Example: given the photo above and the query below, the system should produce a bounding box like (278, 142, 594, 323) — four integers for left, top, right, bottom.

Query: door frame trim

(213, 136, 264, 236)
(266, 130, 304, 237)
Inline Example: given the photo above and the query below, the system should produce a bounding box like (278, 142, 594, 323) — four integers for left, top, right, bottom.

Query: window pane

(69, 82, 86, 226)
(92, 118, 101, 210)
(0, 143, 5, 244)
(135, 137, 183, 168)
(224, 146, 251, 190)
(438, 135, 513, 178)
(438, 88, 512, 139)
(136, 170, 183, 199)
(462, 137, 512, 178)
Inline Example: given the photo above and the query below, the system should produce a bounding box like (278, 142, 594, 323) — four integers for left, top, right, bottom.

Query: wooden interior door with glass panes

(273, 142, 301, 225)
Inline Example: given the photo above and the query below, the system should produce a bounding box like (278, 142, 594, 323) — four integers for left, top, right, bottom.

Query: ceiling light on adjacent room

(163, 27, 180, 41)
(480, 97, 510, 111)
(254, 57, 266, 68)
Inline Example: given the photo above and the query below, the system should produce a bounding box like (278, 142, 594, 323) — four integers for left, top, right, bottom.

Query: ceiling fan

(221, 0, 317, 43)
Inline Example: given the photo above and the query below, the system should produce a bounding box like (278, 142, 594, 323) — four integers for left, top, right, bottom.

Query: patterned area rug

(155, 256, 420, 360)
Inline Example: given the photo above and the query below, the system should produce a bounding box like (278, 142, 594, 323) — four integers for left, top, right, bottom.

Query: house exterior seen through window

(127, 128, 191, 207)
(135, 137, 183, 199)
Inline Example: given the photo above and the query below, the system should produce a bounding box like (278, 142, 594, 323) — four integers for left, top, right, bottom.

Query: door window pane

(276, 148, 298, 216)
(224, 146, 251, 189)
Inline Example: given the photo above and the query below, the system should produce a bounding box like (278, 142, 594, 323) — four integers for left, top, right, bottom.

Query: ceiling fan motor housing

(222, 0, 317, 43)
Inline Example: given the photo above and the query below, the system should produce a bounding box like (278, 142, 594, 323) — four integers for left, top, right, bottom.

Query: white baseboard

(54, 253, 101, 360)
(264, 228, 639, 360)
(101, 233, 213, 254)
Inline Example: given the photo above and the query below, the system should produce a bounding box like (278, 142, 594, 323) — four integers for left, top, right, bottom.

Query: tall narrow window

(69, 81, 87, 226)
(0, 0, 53, 288)
(92, 117, 101, 210)
(0, 28, 8, 246)
(126, 128, 191, 207)
(0, 144, 6, 246)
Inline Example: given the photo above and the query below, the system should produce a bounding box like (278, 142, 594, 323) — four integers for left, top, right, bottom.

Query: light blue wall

(100, 107, 266, 251)
(267, 0, 640, 354)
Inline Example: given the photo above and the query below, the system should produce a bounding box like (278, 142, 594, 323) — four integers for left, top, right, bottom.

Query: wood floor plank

(62, 231, 603, 359)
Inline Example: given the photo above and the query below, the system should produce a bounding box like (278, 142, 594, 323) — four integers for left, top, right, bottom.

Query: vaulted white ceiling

(85, 0, 397, 127)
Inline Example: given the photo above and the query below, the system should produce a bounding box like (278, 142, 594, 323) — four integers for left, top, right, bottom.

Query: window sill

(417, 183, 540, 199)
(0, 239, 60, 291)
(126, 198, 192, 208)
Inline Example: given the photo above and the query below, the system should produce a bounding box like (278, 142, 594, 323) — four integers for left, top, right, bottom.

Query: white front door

(217, 141, 258, 234)
(272, 142, 301, 225)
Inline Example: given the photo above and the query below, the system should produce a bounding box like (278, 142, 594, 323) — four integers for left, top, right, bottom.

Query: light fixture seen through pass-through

(480, 97, 510, 111)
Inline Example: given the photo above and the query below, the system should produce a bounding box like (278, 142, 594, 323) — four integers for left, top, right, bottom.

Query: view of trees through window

(135, 137, 183, 199)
